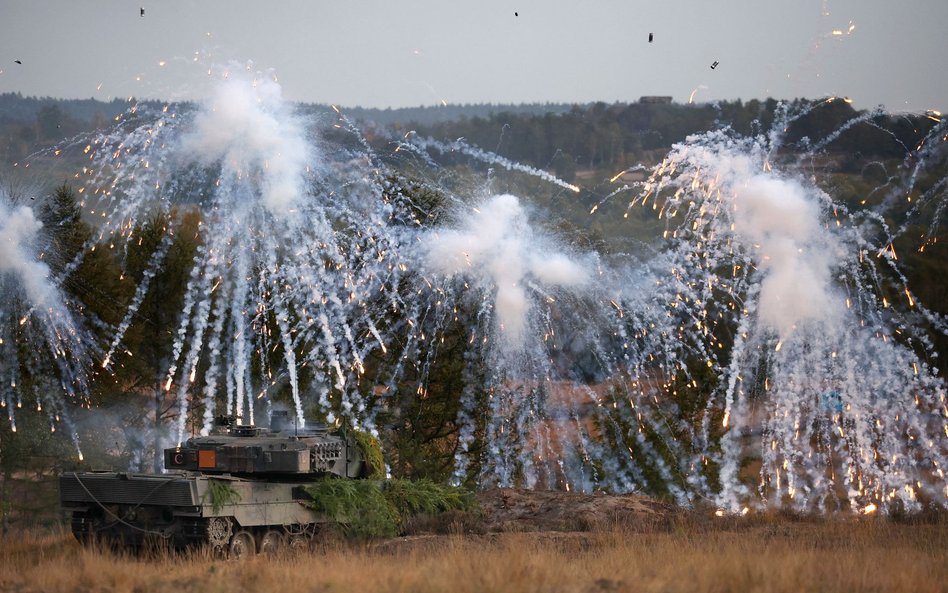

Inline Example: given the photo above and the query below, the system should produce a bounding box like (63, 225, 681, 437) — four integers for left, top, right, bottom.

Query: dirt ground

(407, 487, 669, 528)
(379, 487, 679, 554)
(469, 487, 673, 531)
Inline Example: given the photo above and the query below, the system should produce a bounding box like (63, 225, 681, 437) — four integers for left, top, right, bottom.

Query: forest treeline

(3, 92, 940, 170)
(396, 98, 939, 179)
(0, 93, 574, 164)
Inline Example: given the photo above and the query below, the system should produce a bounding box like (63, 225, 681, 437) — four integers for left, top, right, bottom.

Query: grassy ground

(1, 517, 945, 593)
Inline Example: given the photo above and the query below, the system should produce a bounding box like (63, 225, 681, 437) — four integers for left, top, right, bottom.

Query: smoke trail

(408, 136, 582, 194)
(102, 229, 175, 370)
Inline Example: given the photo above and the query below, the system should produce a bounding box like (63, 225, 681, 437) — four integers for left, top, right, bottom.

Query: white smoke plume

(0, 201, 55, 308)
(728, 162, 842, 337)
(0, 192, 93, 455)
(424, 194, 589, 350)
(667, 141, 843, 338)
(176, 64, 312, 214)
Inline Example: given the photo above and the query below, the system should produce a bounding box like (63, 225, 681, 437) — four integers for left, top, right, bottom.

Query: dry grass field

(1, 515, 946, 593)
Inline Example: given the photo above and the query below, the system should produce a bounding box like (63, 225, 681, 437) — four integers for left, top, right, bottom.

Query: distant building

(639, 96, 673, 104)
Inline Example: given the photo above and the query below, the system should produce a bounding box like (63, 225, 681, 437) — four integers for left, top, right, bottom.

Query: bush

(384, 478, 474, 516)
(302, 478, 474, 539)
(302, 479, 398, 539)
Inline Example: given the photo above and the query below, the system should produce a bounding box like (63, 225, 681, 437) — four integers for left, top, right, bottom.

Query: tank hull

(60, 471, 330, 553)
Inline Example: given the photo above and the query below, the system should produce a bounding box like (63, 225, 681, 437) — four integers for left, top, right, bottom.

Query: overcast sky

(0, 1, 945, 112)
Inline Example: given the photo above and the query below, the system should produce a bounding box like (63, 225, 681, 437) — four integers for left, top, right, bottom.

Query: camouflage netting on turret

(351, 430, 385, 479)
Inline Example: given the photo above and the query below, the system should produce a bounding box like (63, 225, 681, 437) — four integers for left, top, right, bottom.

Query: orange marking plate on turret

(198, 450, 216, 469)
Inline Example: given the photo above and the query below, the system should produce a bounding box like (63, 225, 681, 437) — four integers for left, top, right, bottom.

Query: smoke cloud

(424, 194, 589, 350)
(0, 200, 55, 308)
(176, 64, 311, 214)
(732, 174, 839, 336)
(680, 145, 843, 337)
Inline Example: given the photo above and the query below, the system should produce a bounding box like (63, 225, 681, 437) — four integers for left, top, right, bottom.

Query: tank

(59, 412, 370, 557)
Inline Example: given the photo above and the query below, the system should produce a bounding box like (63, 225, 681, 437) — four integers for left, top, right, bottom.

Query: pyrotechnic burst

(414, 193, 597, 487)
(0, 190, 92, 455)
(629, 127, 948, 512)
(78, 64, 425, 443)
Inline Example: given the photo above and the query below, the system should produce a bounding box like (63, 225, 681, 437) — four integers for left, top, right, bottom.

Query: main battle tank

(59, 411, 370, 556)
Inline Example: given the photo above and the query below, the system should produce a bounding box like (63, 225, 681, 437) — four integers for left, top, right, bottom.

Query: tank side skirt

(195, 477, 328, 527)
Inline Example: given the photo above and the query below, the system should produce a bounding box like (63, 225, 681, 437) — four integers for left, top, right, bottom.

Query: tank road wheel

(258, 530, 286, 556)
(207, 517, 233, 556)
(284, 523, 315, 554)
(229, 530, 256, 559)
(287, 534, 309, 554)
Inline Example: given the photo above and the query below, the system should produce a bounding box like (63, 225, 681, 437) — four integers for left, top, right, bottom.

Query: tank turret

(163, 411, 365, 478)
